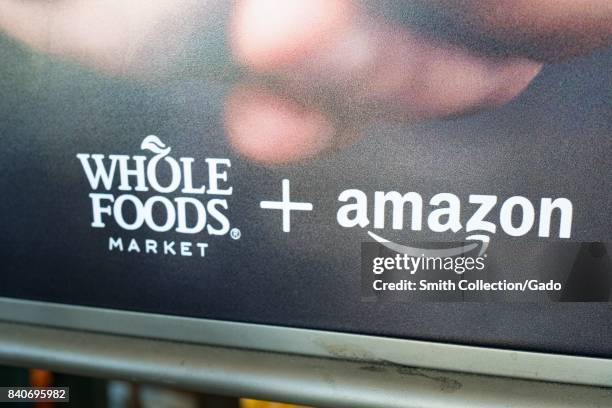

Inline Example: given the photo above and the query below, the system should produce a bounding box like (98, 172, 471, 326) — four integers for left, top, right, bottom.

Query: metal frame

(1, 320, 611, 408)
(0, 297, 611, 389)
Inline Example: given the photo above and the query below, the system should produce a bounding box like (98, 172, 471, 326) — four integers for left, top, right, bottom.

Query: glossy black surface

(1, 36, 610, 357)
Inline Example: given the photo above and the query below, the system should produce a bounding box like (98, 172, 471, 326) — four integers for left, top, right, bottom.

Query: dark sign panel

(0, 2, 610, 357)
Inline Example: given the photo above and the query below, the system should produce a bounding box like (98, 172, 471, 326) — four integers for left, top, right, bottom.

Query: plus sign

(260, 179, 313, 232)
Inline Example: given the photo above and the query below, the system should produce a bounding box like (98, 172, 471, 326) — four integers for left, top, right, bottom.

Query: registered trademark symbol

(230, 228, 241, 240)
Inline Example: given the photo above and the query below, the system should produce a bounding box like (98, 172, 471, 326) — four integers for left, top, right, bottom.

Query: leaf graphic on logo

(141, 135, 171, 155)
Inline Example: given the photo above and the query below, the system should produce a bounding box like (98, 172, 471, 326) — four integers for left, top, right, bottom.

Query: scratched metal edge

(0, 296, 610, 388)
(2, 321, 612, 408)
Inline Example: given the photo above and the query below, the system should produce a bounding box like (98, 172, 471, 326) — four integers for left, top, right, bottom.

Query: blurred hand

(0, 0, 610, 165)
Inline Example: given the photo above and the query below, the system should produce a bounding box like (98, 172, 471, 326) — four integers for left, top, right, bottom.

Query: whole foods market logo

(76, 135, 236, 258)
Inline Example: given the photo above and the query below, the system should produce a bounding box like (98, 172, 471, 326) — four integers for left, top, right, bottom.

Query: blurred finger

(224, 86, 335, 165)
(0, 0, 199, 74)
(231, 0, 542, 121)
